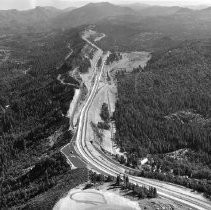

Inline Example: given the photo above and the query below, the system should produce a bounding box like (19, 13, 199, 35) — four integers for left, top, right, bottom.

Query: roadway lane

(74, 33, 211, 210)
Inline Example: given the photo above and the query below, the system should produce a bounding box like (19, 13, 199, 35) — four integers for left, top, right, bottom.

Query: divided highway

(74, 35, 211, 210)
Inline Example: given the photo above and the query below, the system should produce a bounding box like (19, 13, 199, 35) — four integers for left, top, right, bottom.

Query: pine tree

(116, 174, 121, 186)
(125, 176, 129, 188)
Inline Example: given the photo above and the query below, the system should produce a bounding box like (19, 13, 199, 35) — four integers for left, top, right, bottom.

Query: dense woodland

(106, 51, 122, 65)
(0, 26, 91, 208)
(23, 167, 88, 210)
(97, 103, 110, 130)
(1, 152, 87, 208)
(96, 21, 182, 52)
(114, 40, 211, 196)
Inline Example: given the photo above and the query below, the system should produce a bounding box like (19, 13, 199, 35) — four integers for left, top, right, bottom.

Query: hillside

(1, 3, 211, 38)
(137, 6, 182, 17)
(94, 5, 211, 52)
(115, 39, 211, 157)
(0, 6, 61, 33)
(0, 3, 136, 33)
(52, 2, 134, 29)
(95, 19, 180, 52)
(114, 40, 211, 194)
(121, 3, 149, 11)
(0, 25, 91, 208)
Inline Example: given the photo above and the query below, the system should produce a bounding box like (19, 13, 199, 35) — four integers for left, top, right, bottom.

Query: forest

(0, 26, 90, 208)
(113, 40, 211, 196)
(106, 51, 122, 65)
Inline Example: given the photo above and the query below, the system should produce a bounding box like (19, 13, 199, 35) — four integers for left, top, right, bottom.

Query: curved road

(74, 34, 211, 210)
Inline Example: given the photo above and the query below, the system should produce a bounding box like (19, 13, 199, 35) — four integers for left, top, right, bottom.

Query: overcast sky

(0, 0, 211, 10)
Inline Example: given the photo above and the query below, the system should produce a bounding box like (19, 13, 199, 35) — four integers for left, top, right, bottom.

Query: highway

(74, 33, 211, 210)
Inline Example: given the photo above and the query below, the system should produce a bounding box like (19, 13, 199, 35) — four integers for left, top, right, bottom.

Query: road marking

(73, 31, 211, 210)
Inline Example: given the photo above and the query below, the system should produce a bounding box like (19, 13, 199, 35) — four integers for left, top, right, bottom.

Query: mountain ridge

(1, 2, 211, 34)
(52, 2, 135, 29)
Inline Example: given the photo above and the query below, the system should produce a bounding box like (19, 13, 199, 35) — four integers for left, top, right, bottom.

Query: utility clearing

(54, 188, 140, 210)
(54, 182, 192, 210)
(86, 49, 151, 157)
(109, 51, 151, 73)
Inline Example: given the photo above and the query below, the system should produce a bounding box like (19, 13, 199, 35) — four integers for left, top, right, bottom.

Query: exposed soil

(54, 182, 192, 210)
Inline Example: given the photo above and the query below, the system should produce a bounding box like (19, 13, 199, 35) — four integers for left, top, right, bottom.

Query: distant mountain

(137, 6, 182, 17)
(120, 3, 150, 11)
(0, 6, 62, 32)
(172, 7, 211, 22)
(52, 2, 134, 29)
(35, 0, 79, 10)
(63, 7, 77, 12)
(177, 7, 193, 12)
(1, 2, 211, 36)
(187, 5, 210, 10)
(196, 7, 211, 21)
(201, 6, 211, 11)
(175, 7, 194, 15)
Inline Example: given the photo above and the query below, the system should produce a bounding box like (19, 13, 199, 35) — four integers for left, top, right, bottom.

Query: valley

(0, 1, 211, 209)
(64, 29, 211, 210)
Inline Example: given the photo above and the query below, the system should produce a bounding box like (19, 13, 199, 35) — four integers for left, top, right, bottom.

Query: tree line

(89, 172, 157, 199)
(113, 40, 211, 196)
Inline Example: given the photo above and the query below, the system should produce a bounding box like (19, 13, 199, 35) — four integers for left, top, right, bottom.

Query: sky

(0, 0, 211, 10)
